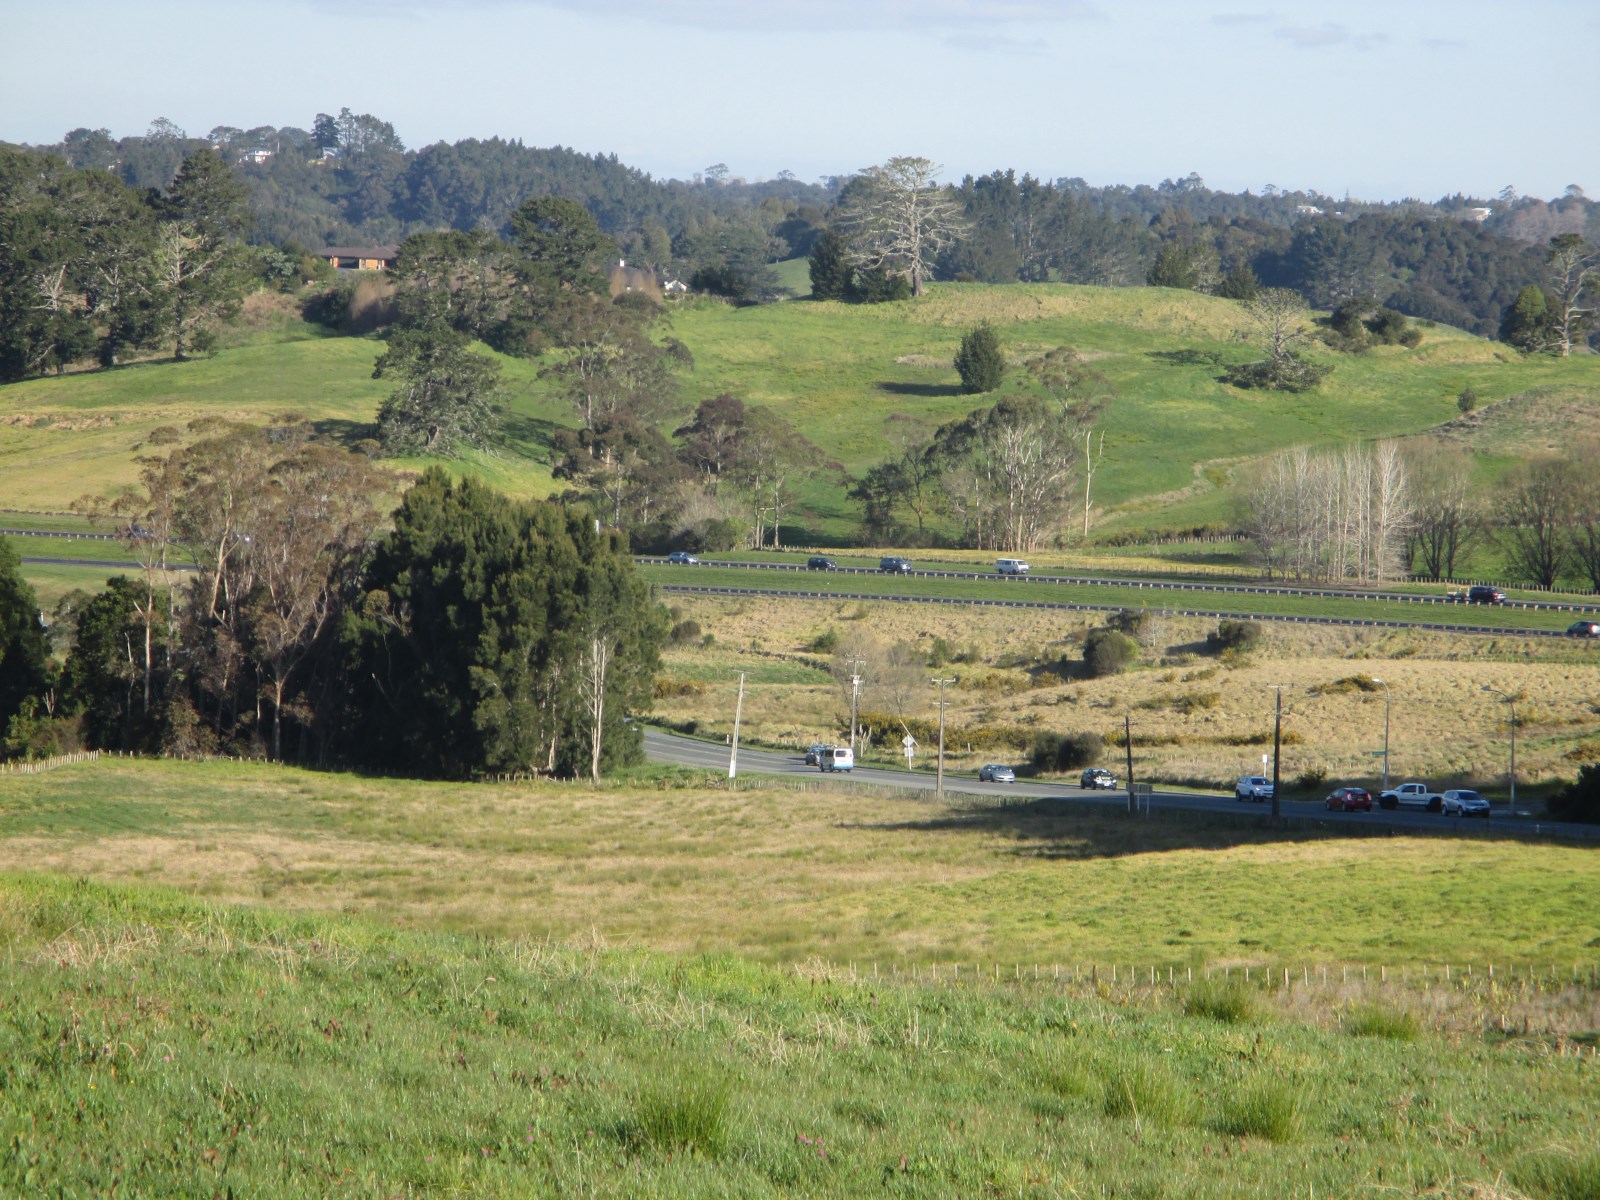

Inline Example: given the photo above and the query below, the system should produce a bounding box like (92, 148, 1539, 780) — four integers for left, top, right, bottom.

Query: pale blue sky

(4, 0, 1595, 201)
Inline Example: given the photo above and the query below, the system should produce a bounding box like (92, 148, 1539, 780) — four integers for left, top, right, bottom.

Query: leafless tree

(1244, 443, 1411, 583)
(1546, 234, 1598, 357)
(837, 157, 967, 297)
(1405, 440, 1479, 580)
(1494, 455, 1578, 589)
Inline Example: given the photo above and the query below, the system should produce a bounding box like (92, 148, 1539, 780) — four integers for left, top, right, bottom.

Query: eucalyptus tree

(837, 157, 966, 297)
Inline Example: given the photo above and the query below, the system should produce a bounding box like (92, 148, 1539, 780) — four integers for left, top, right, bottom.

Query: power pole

(1125, 713, 1136, 815)
(728, 672, 745, 779)
(1268, 685, 1287, 821)
(931, 677, 955, 800)
(846, 654, 865, 756)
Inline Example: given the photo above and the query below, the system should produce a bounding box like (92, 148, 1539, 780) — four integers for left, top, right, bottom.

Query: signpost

(902, 733, 917, 769)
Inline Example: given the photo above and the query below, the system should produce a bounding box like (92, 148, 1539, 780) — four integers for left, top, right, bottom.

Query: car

(1324, 786, 1373, 812)
(1081, 767, 1119, 790)
(1441, 788, 1491, 817)
(879, 556, 913, 573)
(818, 746, 854, 772)
(1236, 775, 1274, 802)
(978, 763, 1016, 783)
(1567, 620, 1600, 638)
(807, 556, 837, 570)
(995, 558, 1030, 575)
(666, 551, 699, 564)
(804, 743, 828, 766)
(1379, 782, 1445, 812)
(1467, 585, 1505, 605)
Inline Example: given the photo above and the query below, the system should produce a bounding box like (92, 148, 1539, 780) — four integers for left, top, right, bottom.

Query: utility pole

(1124, 713, 1136, 815)
(1268, 685, 1287, 821)
(844, 654, 865, 756)
(931, 677, 955, 800)
(728, 672, 745, 779)
(1372, 677, 1391, 792)
(1482, 686, 1517, 817)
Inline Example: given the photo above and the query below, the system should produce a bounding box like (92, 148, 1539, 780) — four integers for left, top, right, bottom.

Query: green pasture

(2, 766, 1599, 1198)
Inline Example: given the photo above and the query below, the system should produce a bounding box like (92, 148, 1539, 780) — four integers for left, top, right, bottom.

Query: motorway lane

(641, 727, 1596, 838)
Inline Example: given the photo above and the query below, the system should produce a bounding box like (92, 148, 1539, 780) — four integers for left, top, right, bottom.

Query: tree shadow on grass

(876, 381, 966, 398)
(497, 413, 567, 454)
(311, 417, 377, 447)
(837, 794, 1502, 859)
(1146, 349, 1226, 368)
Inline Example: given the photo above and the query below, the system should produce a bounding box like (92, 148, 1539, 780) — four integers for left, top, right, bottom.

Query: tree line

(1242, 438, 1600, 592)
(0, 434, 663, 776)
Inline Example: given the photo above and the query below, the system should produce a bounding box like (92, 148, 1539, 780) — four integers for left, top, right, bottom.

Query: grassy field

(3, 766, 1599, 1197)
(651, 595, 1600, 795)
(6, 283, 1600, 550)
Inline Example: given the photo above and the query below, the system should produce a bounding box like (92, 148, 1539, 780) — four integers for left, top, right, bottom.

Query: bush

(1294, 765, 1327, 790)
(1547, 762, 1600, 824)
(1457, 386, 1479, 414)
(953, 323, 1005, 394)
(1107, 607, 1161, 645)
(1083, 628, 1139, 678)
(807, 627, 838, 654)
(668, 619, 702, 645)
(1029, 730, 1103, 772)
(1206, 619, 1263, 655)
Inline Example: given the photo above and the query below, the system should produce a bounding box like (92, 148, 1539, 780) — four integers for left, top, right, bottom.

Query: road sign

(902, 734, 918, 749)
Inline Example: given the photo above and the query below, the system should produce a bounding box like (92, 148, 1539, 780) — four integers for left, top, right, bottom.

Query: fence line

(0, 749, 104, 775)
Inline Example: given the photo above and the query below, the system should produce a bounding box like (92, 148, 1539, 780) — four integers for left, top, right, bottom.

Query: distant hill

(5, 283, 1597, 543)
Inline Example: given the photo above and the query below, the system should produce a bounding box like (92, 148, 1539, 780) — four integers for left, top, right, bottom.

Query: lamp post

(1482, 685, 1517, 818)
(844, 654, 866, 757)
(1371, 677, 1391, 792)
(931, 677, 955, 800)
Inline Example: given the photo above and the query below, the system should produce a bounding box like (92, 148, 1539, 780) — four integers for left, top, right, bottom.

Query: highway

(642, 726, 1599, 840)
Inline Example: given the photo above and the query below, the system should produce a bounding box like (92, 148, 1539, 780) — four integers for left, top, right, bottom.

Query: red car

(1325, 787, 1373, 812)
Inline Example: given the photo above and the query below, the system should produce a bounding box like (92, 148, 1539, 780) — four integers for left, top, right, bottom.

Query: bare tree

(1405, 440, 1478, 580)
(1569, 442, 1600, 592)
(1494, 456, 1578, 588)
(837, 157, 967, 297)
(1244, 444, 1410, 583)
(1546, 234, 1598, 357)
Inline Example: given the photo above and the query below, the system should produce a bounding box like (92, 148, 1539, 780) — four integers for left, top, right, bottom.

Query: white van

(995, 558, 1030, 575)
(818, 746, 854, 772)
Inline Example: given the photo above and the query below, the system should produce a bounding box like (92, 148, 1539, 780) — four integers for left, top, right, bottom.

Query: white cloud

(1273, 22, 1387, 50)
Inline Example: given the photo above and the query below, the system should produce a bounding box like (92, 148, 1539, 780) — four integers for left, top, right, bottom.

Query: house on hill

(322, 246, 399, 271)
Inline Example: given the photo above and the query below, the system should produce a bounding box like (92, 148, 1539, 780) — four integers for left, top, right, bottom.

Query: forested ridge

(8, 111, 1597, 340)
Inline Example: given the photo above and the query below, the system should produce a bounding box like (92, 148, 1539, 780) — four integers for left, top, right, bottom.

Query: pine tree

(807, 228, 853, 301)
(953, 322, 1005, 394)
(1498, 284, 1551, 352)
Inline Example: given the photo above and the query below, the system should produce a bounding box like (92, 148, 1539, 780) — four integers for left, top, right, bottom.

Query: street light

(844, 653, 866, 757)
(931, 677, 955, 800)
(1482, 685, 1517, 818)
(1371, 677, 1391, 792)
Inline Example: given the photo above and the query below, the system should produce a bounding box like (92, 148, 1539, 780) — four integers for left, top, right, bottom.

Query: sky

(3, 0, 1596, 202)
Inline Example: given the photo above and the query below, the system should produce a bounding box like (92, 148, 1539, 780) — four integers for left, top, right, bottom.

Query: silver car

(1441, 788, 1491, 817)
(978, 763, 1016, 783)
(1236, 775, 1274, 802)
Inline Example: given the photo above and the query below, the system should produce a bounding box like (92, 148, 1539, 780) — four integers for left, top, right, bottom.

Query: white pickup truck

(1378, 782, 1444, 812)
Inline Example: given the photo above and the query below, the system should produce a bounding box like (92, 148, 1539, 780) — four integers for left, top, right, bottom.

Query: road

(642, 726, 1599, 840)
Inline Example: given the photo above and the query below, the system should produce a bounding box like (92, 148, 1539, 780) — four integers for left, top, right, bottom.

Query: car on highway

(818, 746, 854, 772)
(1467, 585, 1505, 605)
(879, 556, 913, 573)
(1567, 620, 1600, 638)
(1236, 775, 1274, 802)
(666, 551, 699, 564)
(804, 743, 828, 766)
(806, 556, 837, 570)
(995, 557, 1030, 575)
(1441, 788, 1491, 817)
(978, 763, 1016, 783)
(1324, 786, 1373, 812)
(1379, 781, 1445, 811)
(1080, 767, 1119, 790)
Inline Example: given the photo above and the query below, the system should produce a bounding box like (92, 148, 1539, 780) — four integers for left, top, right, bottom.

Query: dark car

(1467, 586, 1505, 605)
(1567, 620, 1600, 638)
(1081, 767, 1119, 790)
(879, 556, 913, 573)
(666, 551, 699, 565)
(978, 763, 1016, 783)
(807, 556, 837, 570)
(1324, 786, 1373, 812)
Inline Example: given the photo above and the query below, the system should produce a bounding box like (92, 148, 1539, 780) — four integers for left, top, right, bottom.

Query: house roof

(322, 246, 399, 259)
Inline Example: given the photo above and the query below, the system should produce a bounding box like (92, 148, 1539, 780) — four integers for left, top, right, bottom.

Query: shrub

(953, 322, 1005, 394)
(1294, 765, 1327, 790)
(1171, 690, 1221, 714)
(1107, 607, 1161, 645)
(653, 677, 705, 700)
(1457, 386, 1479, 414)
(1547, 762, 1600, 824)
(807, 627, 839, 654)
(668, 619, 702, 646)
(1029, 730, 1104, 772)
(1206, 619, 1263, 655)
(1083, 628, 1139, 678)
(927, 636, 952, 666)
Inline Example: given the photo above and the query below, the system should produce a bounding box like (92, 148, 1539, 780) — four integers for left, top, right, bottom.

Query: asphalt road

(642, 726, 1599, 840)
